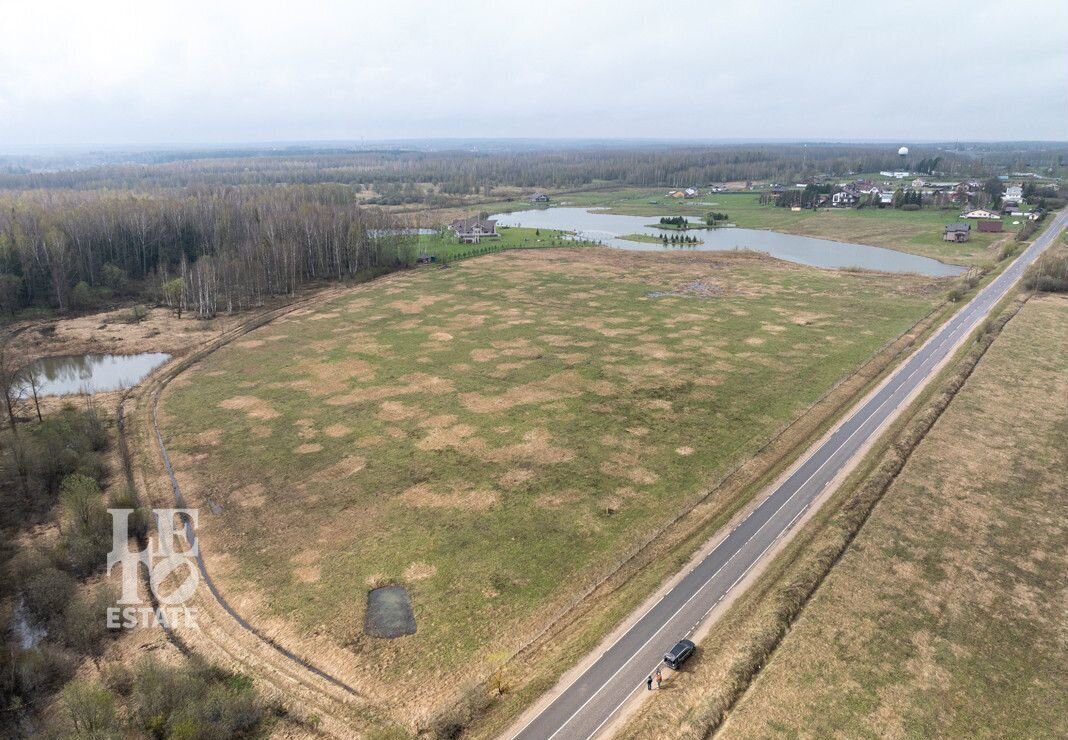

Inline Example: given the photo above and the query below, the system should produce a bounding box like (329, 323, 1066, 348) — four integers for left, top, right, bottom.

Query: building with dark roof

(449, 217, 499, 244)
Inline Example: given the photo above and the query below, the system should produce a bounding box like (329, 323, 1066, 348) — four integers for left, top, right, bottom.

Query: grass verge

(722, 292, 1068, 738)
(618, 286, 1035, 739)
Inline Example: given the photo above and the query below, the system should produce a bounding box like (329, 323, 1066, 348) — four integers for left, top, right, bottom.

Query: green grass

(719, 294, 1068, 740)
(160, 247, 943, 723)
(416, 226, 575, 262)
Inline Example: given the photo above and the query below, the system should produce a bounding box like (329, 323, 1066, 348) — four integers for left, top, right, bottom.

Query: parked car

(663, 639, 696, 669)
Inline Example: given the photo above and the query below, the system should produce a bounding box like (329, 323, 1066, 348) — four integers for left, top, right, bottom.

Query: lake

(491, 208, 963, 276)
(18, 352, 171, 396)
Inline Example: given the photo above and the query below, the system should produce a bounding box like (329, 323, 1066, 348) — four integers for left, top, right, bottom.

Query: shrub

(100, 263, 128, 293)
(122, 304, 150, 324)
(68, 281, 93, 310)
(57, 679, 120, 738)
(57, 586, 117, 656)
(16, 555, 77, 623)
(24, 405, 109, 496)
(59, 474, 112, 576)
(1023, 251, 1068, 293)
(127, 657, 266, 739)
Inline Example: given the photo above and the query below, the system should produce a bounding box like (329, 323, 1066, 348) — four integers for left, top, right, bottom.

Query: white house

(961, 209, 1001, 220)
(1002, 185, 1023, 204)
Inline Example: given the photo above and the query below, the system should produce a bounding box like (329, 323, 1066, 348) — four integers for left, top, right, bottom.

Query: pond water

(492, 207, 963, 277)
(18, 352, 171, 396)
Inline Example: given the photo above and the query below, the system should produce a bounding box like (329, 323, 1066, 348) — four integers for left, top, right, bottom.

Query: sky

(0, 0, 1065, 150)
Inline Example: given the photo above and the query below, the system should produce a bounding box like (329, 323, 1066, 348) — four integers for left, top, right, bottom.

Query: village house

(449, 216, 499, 243)
(667, 187, 699, 199)
(943, 223, 971, 242)
(831, 187, 859, 207)
(529, 192, 550, 203)
(961, 208, 1001, 220)
(1002, 184, 1023, 206)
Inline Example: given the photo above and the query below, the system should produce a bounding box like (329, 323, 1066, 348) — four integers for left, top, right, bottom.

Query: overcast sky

(1, 1, 1065, 150)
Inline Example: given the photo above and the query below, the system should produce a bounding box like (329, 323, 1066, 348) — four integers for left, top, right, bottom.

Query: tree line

(0, 143, 1036, 196)
(0, 185, 419, 318)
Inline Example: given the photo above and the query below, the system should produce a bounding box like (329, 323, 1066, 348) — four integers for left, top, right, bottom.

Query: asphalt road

(511, 210, 1068, 740)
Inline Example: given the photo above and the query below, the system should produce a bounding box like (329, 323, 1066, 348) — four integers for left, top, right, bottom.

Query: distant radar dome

(898, 146, 909, 156)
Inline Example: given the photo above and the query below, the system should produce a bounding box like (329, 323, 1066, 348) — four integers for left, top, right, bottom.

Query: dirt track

(117, 286, 394, 737)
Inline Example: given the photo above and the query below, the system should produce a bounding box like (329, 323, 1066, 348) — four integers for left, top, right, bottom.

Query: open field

(158, 247, 945, 726)
(541, 189, 1021, 265)
(717, 293, 1068, 739)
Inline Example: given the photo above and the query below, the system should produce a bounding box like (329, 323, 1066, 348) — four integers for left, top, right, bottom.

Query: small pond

(491, 207, 963, 277)
(365, 585, 417, 638)
(17, 352, 171, 396)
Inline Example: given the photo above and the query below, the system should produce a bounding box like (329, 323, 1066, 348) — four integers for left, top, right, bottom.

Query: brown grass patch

(195, 428, 223, 446)
(419, 414, 458, 429)
(416, 423, 480, 452)
(232, 482, 266, 508)
(404, 562, 438, 582)
(294, 443, 323, 454)
(535, 489, 582, 509)
(388, 295, 443, 314)
(458, 371, 581, 413)
(470, 348, 499, 362)
(218, 395, 280, 420)
(324, 423, 351, 438)
(377, 400, 423, 422)
(500, 469, 536, 488)
(289, 358, 376, 396)
(481, 428, 574, 465)
(310, 455, 368, 483)
(400, 483, 499, 511)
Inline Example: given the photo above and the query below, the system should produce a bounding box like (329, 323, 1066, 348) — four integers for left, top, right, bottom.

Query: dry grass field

(717, 293, 1068, 739)
(158, 247, 944, 726)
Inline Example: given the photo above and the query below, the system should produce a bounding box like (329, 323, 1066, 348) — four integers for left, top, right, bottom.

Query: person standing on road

(655, 669, 662, 689)
(646, 675, 653, 691)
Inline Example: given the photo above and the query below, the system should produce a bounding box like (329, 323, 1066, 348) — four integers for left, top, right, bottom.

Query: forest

(0, 185, 419, 318)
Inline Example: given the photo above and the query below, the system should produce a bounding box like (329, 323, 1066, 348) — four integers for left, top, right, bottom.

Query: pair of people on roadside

(646, 669, 662, 690)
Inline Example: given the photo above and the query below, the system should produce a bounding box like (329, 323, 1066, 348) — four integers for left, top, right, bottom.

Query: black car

(663, 639, 696, 669)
